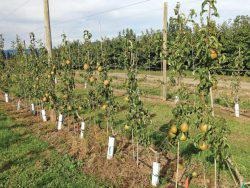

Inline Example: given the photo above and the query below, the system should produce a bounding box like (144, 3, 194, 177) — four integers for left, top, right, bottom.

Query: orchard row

(0, 1, 244, 187)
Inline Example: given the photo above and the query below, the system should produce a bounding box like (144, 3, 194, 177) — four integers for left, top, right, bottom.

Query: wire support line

(33, 0, 154, 32)
(0, 0, 32, 22)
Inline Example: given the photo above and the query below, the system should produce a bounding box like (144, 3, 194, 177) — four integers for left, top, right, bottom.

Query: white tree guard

(57, 114, 63, 130)
(41, 109, 47, 122)
(151, 162, 160, 187)
(235, 103, 240, 117)
(80, 121, 85, 139)
(4, 93, 9, 103)
(107, 136, 115, 159)
(17, 101, 21, 110)
(174, 96, 179, 104)
(31, 103, 35, 114)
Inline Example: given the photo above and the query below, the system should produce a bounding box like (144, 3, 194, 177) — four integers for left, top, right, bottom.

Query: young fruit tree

(193, 0, 231, 187)
(167, 3, 198, 186)
(0, 34, 12, 102)
(56, 34, 77, 130)
(123, 34, 151, 165)
(230, 47, 243, 117)
(96, 39, 117, 134)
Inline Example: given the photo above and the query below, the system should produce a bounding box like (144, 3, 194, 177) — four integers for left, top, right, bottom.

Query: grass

(226, 117, 250, 178)
(0, 111, 109, 188)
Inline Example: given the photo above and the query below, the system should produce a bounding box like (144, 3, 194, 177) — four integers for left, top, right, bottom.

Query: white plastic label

(4, 93, 9, 103)
(41, 109, 47, 122)
(57, 114, 63, 130)
(84, 82, 87, 89)
(107, 136, 115, 159)
(55, 77, 58, 84)
(235, 103, 240, 117)
(151, 162, 160, 187)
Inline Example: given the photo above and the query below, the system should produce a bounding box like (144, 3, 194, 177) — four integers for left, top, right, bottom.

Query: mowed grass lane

(0, 111, 109, 188)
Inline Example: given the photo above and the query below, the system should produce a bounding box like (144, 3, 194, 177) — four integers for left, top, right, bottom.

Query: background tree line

(2, 15, 250, 76)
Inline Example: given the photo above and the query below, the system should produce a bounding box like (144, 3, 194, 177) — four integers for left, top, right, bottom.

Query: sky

(0, 0, 249, 49)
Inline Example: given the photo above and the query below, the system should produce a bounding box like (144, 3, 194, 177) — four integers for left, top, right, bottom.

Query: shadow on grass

(0, 146, 45, 171)
(0, 133, 22, 148)
(0, 116, 7, 121)
(0, 122, 30, 132)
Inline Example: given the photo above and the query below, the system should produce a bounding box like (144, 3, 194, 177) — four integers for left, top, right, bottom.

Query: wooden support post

(162, 2, 168, 100)
(43, 0, 52, 59)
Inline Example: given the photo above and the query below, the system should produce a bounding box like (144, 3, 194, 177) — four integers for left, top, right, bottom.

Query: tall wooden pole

(43, 0, 52, 59)
(162, 2, 168, 100)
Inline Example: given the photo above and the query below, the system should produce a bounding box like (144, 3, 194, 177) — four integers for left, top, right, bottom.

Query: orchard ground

(76, 70, 250, 180)
(1, 70, 249, 187)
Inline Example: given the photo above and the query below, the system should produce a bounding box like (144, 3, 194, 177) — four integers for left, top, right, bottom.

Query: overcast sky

(0, 0, 249, 49)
